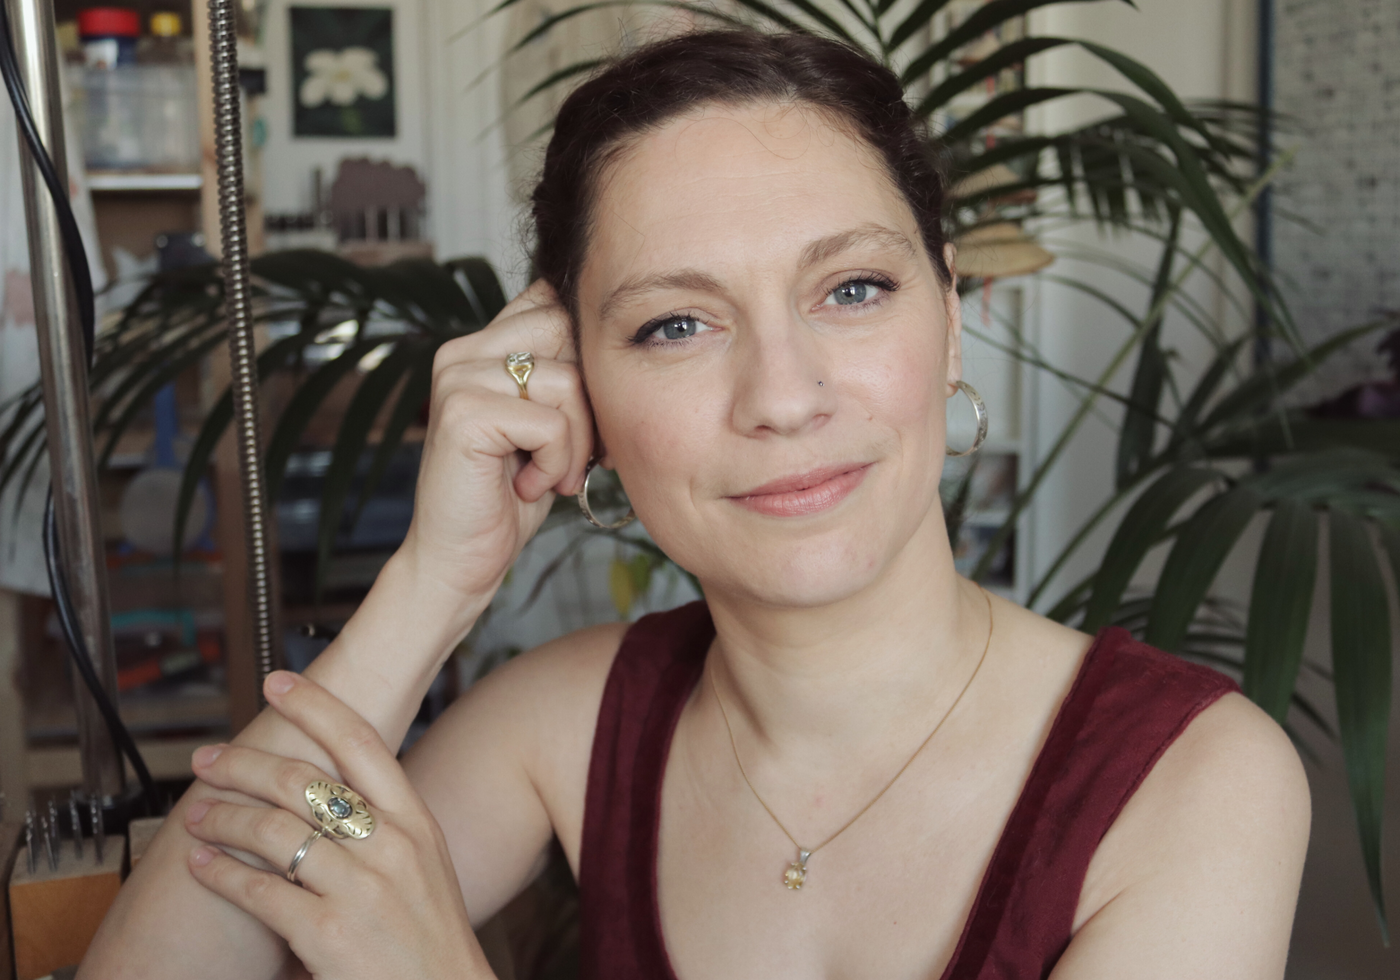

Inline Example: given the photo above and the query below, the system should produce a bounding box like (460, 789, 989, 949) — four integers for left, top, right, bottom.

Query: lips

(729, 463, 872, 517)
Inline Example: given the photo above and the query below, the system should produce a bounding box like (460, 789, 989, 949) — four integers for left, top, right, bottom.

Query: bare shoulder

(1056, 691, 1311, 978)
(401, 621, 630, 919)
(1112, 690, 1311, 865)
(414, 619, 629, 776)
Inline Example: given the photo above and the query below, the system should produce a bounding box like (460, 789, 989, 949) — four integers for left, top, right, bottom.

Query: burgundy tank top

(577, 601, 1238, 979)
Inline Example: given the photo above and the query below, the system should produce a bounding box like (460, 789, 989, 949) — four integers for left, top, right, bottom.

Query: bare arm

(80, 555, 486, 978)
(81, 282, 593, 979)
(1050, 692, 1311, 979)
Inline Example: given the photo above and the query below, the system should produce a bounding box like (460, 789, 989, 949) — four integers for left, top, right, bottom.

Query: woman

(84, 30, 1309, 980)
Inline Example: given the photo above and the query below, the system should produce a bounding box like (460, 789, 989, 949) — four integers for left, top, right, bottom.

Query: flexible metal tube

(207, 0, 278, 690)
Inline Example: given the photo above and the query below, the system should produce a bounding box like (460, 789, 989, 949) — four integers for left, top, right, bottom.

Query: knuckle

(278, 760, 317, 799)
(251, 808, 287, 845)
(242, 869, 275, 904)
(336, 718, 382, 756)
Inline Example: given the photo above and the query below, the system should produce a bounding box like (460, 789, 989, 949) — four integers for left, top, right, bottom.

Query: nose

(729, 311, 836, 437)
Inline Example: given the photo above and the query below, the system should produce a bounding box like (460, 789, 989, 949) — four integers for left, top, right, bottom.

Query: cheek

(588, 364, 719, 502)
(841, 323, 946, 437)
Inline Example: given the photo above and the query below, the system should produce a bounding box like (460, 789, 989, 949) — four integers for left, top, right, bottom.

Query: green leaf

(1083, 466, 1221, 632)
(351, 348, 437, 529)
(1196, 319, 1391, 437)
(95, 329, 229, 469)
(1245, 448, 1399, 504)
(172, 328, 330, 557)
(511, 58, 606, 109)
(912, 37, 1069, 116)
(1145, 485, 1264, 651)
(443, 257, 509, 325)
(1115, 206, 1180, 488)
(263, 336, 406, 500)
(1204, 417, 1400, 460)
(939, 88, 1077, 145)
(1329, 511, 1392, 940)
(313, 343, 420, 597)
(1164, 335, 1247, 453)
(1242, 500, 1319, 722)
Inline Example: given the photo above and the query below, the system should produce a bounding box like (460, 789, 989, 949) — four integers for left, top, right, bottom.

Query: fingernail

(266, 671, 295, 695)
(186, 800, 212, 823)
(192, 744, 224, 769)
(189, 846, 215, 868)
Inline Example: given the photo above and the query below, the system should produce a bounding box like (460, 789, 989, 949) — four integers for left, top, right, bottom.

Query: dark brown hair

(530, 29, 952, 324)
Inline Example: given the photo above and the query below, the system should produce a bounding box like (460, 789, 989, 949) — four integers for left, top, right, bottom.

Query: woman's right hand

(397, 279, 592, 622)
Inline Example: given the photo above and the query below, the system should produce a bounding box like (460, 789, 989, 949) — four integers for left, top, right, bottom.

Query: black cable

(44, 495, 160, 810)
(0, 3, 93, 344)
(1, 3, 160, 814)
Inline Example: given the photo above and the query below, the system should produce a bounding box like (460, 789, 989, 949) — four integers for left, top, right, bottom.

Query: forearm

(80, 550, 491, 979)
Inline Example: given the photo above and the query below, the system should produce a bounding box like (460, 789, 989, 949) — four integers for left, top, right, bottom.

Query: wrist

(371, 547, 495, 654)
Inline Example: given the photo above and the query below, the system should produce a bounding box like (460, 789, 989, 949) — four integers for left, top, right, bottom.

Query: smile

(729, 464, 872, 517)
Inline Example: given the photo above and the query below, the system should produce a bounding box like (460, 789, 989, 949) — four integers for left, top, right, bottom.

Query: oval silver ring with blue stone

(305, 780, 376, 840)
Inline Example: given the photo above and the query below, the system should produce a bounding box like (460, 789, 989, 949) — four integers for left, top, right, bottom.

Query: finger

(185, 799, 353, 897)
(188, 845, 321, 942)
(262, 671, 413, 810)
(432, 360, 592, 493)
(434, 388, 581, 503)
(435, 293, 573, 368)
(192, 743, 338, 818)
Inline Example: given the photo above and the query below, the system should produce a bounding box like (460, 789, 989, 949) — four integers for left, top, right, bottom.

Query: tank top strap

(942, 626, 1239, 979)
(578, 600, 713, 980)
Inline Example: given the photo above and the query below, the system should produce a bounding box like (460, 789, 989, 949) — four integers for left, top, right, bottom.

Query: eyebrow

(596, 224, 916, 321)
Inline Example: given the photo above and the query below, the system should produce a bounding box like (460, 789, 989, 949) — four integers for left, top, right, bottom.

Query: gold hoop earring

(946, 380, 988, 457)
(578, 461, 636, 529)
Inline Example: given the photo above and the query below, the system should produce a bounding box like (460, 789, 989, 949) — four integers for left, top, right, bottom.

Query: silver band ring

(505, 351, 535, 399)
(286, 827, 324, 885)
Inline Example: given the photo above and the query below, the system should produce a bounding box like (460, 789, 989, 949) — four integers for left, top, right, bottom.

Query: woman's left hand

(184, 670, 494, 980)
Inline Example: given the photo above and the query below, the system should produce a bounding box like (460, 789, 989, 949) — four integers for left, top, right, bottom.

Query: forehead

(579, 101, 917, 306)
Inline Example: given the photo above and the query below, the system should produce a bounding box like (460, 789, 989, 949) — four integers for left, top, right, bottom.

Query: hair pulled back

(531, 29, 951, 321)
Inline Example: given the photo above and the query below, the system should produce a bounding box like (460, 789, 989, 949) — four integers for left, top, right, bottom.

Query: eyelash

(628, 273, 901, 347)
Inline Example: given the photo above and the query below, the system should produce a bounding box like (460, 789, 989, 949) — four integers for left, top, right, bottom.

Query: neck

(701, 507, 992, 760)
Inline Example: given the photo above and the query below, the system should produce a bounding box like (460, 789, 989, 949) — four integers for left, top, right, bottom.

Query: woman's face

(576, 100, 963, 608)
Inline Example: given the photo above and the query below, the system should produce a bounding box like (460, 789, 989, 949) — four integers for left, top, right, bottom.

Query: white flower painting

(291, 6, 396, 137)
(299, 47, 389, 108)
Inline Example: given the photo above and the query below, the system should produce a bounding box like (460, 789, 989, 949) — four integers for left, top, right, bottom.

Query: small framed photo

(290, 6, 396, 138)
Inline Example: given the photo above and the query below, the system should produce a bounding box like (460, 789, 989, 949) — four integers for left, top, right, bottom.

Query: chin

(661, 517, 903, 610)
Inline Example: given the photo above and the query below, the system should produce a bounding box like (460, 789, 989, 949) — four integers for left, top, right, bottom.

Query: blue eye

(822, 275, 897, 308)
(660, 316, 701, 340)
(632, 313, 709, 345)
(833, 282, 875, 305)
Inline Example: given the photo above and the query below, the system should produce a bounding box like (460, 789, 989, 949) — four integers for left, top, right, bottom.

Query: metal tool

(91, 796, 104, 865)
(208, 0, 279, 690)
(24, 808, 35, 874)
(39, 815, 55, 871)
(69, 791, 82, 859)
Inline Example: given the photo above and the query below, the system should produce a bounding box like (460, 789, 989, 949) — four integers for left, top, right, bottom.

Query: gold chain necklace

(709, 586, 994, 891)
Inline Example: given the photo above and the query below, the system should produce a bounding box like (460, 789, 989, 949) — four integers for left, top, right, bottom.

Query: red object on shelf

(76, 7, 141, 38)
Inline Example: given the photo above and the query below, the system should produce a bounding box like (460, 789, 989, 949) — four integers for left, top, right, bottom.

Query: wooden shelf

(87, 171, 203, 192)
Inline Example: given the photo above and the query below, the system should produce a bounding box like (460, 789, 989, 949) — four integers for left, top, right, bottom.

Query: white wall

(260, 0, 518, 279)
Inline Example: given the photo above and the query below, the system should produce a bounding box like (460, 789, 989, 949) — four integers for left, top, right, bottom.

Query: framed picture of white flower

(291, 6, 396, 137)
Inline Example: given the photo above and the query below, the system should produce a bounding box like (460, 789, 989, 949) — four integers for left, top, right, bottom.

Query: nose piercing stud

(817, 381, 824, 387)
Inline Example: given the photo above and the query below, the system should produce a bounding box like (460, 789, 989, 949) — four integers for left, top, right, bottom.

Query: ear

(942, 242, 964, 396)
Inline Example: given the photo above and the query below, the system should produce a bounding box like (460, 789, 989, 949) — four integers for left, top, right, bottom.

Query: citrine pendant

(783, 849, 811, 890)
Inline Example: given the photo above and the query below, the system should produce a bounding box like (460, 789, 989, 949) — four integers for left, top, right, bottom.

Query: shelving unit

(86, 171, 201, 191)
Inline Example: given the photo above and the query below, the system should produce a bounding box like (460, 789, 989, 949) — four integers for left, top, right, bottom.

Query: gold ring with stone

(505, 352, 535, 399)
(286, 827, 324, 885)
(305, 780, 376, 840)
